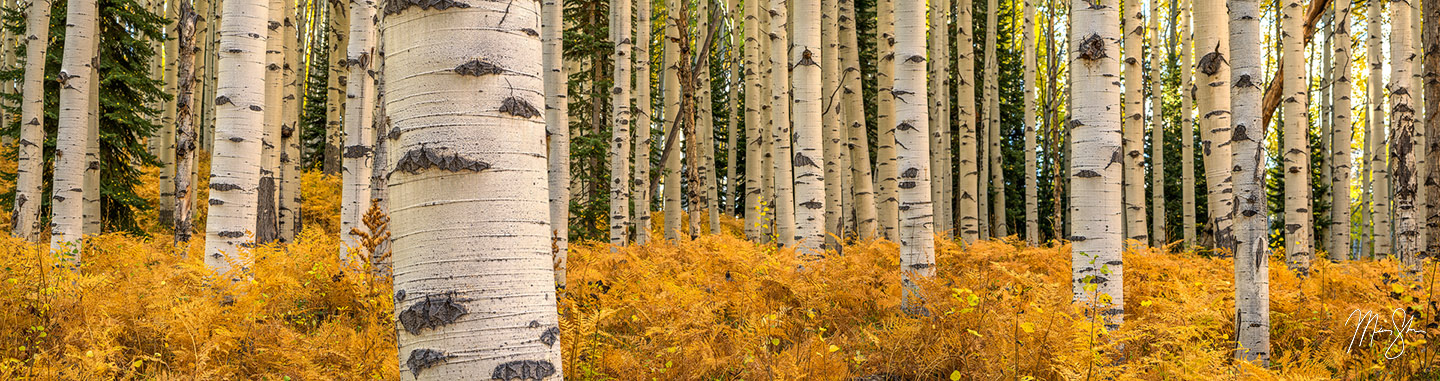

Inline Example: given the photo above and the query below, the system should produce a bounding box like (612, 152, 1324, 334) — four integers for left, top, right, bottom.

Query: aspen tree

(758, 4, 776, 242)
(1195, 0, 1233, 250)
(1281, 0, 1312, 273)
(663, 0, 683, 240)
(1363, 76, 1375, 259)
(821, 0, 843, 248)
(1024, 0, 1039, 245)
(1122, 0, 1148, 245)
(1149, 0, 1164, 246)
(204, 0, 269, 275)
(1409, 1, 1424, 254)
(875, 0, 899, 241)
(610, 0, 632, 245)
(339, 0, 377, 262)
(279, 0, 302, 243)
(1392, 0, 1422, 273)
(159, 0, 180, 226)
(1180, 0, 1196, 248)
(633, 0, 653, 244)
(257, 0, 286, 243)
(12, 0, 51, 240)
(928, 0, 947, 237)
(1231, 0, 1270, 362)
(769, 0, 796, 247)
(82, 24, 100, 237)
(50, 0, 100, 250)
(987, 0, 1006, 238)
(1071, 0, 1125, 328)
(382, 0, 565, 376)
(699, 0, 719, 236)
(793, 0, 827, 255)
(174, 0, 198, 243)
(744, 0, 764, 240)
(1333, 0, 1354, 260)
(1318, 15, 1332, 255)
(1370, 0, 1391, 256)
(895, 0, 935, 312)
(325, 0, 348, 174)
(956, 0, 980, 243)
(841, 0, 876, 239)
(544, 0, 571, 282)
(1427, 0, 1440, 257)
(727, 0, 740, 217)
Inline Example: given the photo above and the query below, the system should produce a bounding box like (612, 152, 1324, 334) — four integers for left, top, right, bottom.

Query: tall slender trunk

(257, 0, 286, 243)
(821, 0, 843, 247)
(1122, 0, 1147, 245)
(82, 31, 99, 237)
(792, 0, 826, 255)
(383, 0, 565, 375)
(956, 0, 979, 243)
(1023, 0, 1038, 245)
(1069, 0, 1124, 328)
(11, 0, 51, 240)
(324, 0, 348, 175)
(174, 0, 198, 244)
(1231, 0, 1269, 363)
(875, 0, 898, 241)
(1318, 14, 1332, 256)
(610, 0, 632, 245)
(1369, 0, 1391, 256)
(543, 0, 571, 284)
(840, 0, 875, 240)
(339, 0, 377, 263)
(726, 0, 740, 217)
(1332, 0, 1354, 260)
(986, 0, 1006, 238)
(928, 0, 947, 238)
(1149, 0, 1164, 246)
(1392, 0, 1421, 274)
(1195, 0, 1233, 251)
(743, 0, 764, 240)
(1363, 76, 1375, 259)
(50, 0, 100, 251)
(663, 0, 684, 240)
(1180, 0, 1196, 248)
(159, 0, 180, 227)
(633, 0, 652, 244)
(895, 0, 934, 312)
(1281, 0, 1312, 273)
(770, 0, 795, 247)
(699, 0, 719, 235)
(1425, 0, 1440, 258)
(279, 0, 302, 243)
(204, 0, 270, 277)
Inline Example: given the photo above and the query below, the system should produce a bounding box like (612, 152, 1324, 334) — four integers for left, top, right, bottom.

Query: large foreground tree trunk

(1391, 0, 1421, 275)
(383, 0, 565, 378)
(1121, 0, 1147, 245)
(50, 0, 100, 251)
(11, 0, 51, 240)
(1280, 0, 1312, 273)
(1230, 0, 1270, 363)
(1367, 0, 1389, 256)
(894, 0, 934, 313)
(204, 0, 269, 277)
(1023, 0, 1038, 245)
(1069, 0, 1124, 328)
(956, 0, 979, 243)
(1195, 0, 1233, 250)
(1332, 0, 1353, 260)
(874, 0, 898, 241)
(792, 0, 825, 256)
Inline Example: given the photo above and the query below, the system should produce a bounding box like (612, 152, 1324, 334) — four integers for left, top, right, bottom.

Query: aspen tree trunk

(279, 0, 302, 243)
(610, 0, 632, 245)
(1318, 16, 1332, 255)
(201, 0, 219, 153)
(699, 0, 719, 236)
(1410, 6, 1424, 255)
(936, 0, 953, 236)
(1363, 85, 1375, 259)
(50, 0, 100, 250)
(1180, 0, 1196, 248)
(663, 0, 684, 240)
(793, 0, 827, 256)
(875, 0, 899, 241)
(11, 0, 51, 241)
(1392, 0, 1422, 274)
(339, 0, 376, 262)
(894, 0, 935, 312)
(1370, 0, 1391, 256)
(82, 27, 100, 237)
(841, 0, 876, 240)
(956, 0, 980, 243)
(727, 0, 740, 216)
(1333, 0, 1354, 260)
(174, 0, 198, 244)
(1121, 0, 1147, 245)
(758, 5, 777, 242)
(257, 0, 286, 243)
(633, 0, 652, 244)
(543, 0, 571, 278)
(1194, 0, 1233, 250)
(928, 0, 946, 237)
(1070, 0, 1124, 327)
(204, 0, 269, 276)
(1281, 0, 1312, 273)
(383, 0, 565, 376)
(986, 0, 1006, 238)
(821, 0, 842, 247)
(1427, 0, 1440, 257)
(770, 0, 796, 247)
(743, 0, 764, 240)
(159, 0, 180, 227)
(1024, 0, 1038, 245)
(324, 0, 348, 175)
(193, 0, 209, 150)
(1232, 0, 1270, 362)
(1149, 0, 1164, 246)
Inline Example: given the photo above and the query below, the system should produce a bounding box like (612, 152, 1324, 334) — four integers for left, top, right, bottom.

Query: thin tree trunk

(11, 0, 51, 240)
(1391, 0, 1421, 275)
(159, 0, 180, 227)
(257, 0, 286, 243)
(699, 0, 719, 236)
(634, 0, 652, 244)
(1332, 0, 1353, 260)
(1318, 14, 1332, 256)
(279, 0, 302, 243)
(1180, 0, 1195, 248)
(50, 0, 100, 251)
(821, 0, 842, 248)
(956, 0, 979, 243)
(793, 0, 826, 256)
(928, 0, 946, 238)
(1426, 0, 1440, 259)
(1122, 0, 1147, 245)
(1281, 0, 1312, 273)
(383, 0, 565, 375)
(1369, 0, 1391, 256)
(1149, 0, 1164, 247)
(204, 0, 269, 277)
(1231, 0, 1269, 363)
(1069, 0, 1124, 328)
(770, 0, 795, 247)
(840, 0, 875, 240)
(610, 0, 632, 245)
(1023, 0, 1038, 245)
(663, 0, 684, 240)
(174, 0, 198, 244)
(726, 0, 740, 217)
(324, 0, 348, 175)
(82, 30, 100, 237)
(875, 0, 898, 241)
(743, 0, 764, 241)
(1195, 0, 1234, 251)
(543, 0, 571, 284)
(339, 0, 376, 263)
(986, 0, 1006, 238)
(895, 0, 934, 312)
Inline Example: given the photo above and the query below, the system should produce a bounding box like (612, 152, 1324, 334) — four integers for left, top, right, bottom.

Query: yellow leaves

(1020, 322, 1036, 333)
(967, 329, 983, 338)
(1140, 300, 1153, 307)
(950, 370, 962, 380)
(827, 344, 840, 353)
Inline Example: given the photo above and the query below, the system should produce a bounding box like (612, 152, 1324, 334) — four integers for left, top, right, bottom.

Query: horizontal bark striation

(392, 147, 491, 174)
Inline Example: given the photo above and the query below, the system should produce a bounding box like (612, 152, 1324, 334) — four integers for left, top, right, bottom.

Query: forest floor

(0, 165, 1438, 379)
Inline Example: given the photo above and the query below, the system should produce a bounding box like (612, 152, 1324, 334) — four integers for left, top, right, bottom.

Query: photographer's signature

(1346, 308, 1428, 359)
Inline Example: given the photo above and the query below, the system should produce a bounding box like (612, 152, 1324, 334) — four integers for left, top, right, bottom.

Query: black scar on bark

(406, 348, 450, 377)
(540, 326, 560, 346)
(797, 49, 818, 66)
(1075, 170, 1101, 178)
(215, 95, 232, 105)
(1231, 125, 1249, 142)
(898, 181, 916, 189)
(454, 59, 504, 76)
(398, 292, 468, 335)
(492, 360, 556, 380)
(1234, 74, 1255, 89)
(800, 200, 823, 209)
(210, 183, 244, 191)
(217, 231, 246, 238)
(209, 198, 224, 205)
(521, 28, 539, 37)
(383, 0, 470, 16)
(393, 147, 491, 174)
(896, 122, 915, 131)
(1077, 34, 1107, 61)
(343, 145, 373, 158)
(394, 289, 406, 302)
(501, 97, 542, 119)
(1198, 47, 1226, 76)
(793, 152, 818, 168)
(909, 263, 932, 270)
(249, 105, 263, 112)
(905, 55, 925, 63)
(229, 136, 244, 142)
(901, 167, 919, 178)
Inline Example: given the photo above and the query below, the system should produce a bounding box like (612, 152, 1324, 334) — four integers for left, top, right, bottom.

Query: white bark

(1230, 0, 1269, 363)
(1195, 0, 1233, 250)
(841, 0, 875, 240)
(1332, 0, 1353, 260)
(1069, 0, 1124, 328)
(1180, 0, 1196, 248)
(894, 0, 934, 312)
(383, 0, 564, 377)
(159, 0, 180, 227)
(875, 0, 898, 241)
(956, 0, 979, 243)
(1281, 0, 1311, 273)
(986, 0, 1005, 238)
(258, 0, 285, 242)
(1122, 0, 1147, 244)
(1392, 0, 1421, 274)
(610, 0, 632, 245)
(12, 0, 51, 240)
(203, 0, 269, 277)
(792, 0, 826, 256)
(50, 0, 100, 251)
(543, 0, 571, 283)
(821, 0, 842, 247)
(632, 0, 651, 244)
(82, 30, 99, 237)
(1369, 0, 1390, 256)
(340, 0, 377, 264)
(662, 0, 683, 240)
(279, 0, 302, 243)
(1148, 0, 1164, 247)
(174, 0, 198, 244)
(1024, 0, 1038, 245)
(770, 0, 795, 247)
